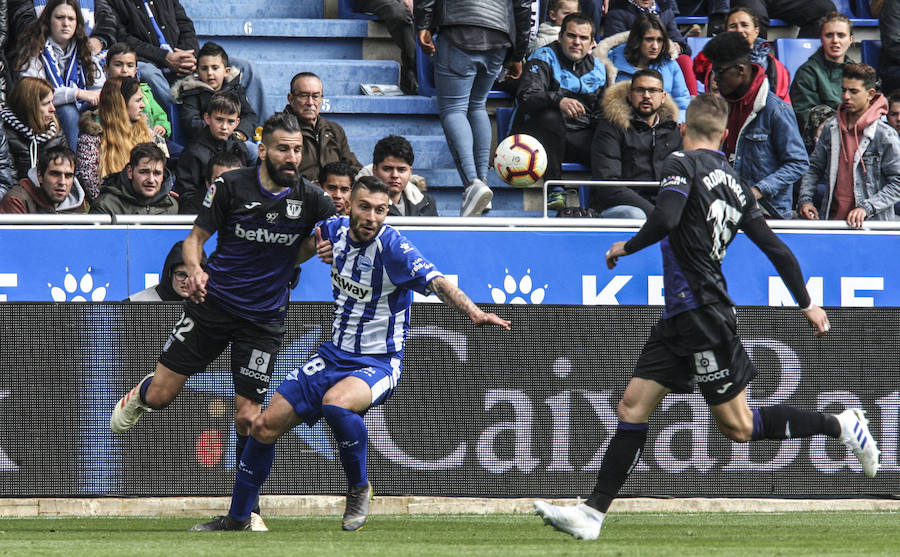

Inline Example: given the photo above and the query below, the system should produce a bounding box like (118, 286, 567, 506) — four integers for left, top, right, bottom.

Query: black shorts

(633, 303, 757, 405)
(158, 297, 285, 404)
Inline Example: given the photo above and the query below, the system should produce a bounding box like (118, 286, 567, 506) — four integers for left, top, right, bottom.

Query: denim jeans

(434, 35, 506, 186)
(55, 103, 85, 150)
(139, 56, 271, 123)
(600, 204, 647, 219)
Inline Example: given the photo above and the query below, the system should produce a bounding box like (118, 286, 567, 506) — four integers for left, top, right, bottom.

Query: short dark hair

(38, 145, 76, 175)
(889, 90, 900, 106)
(319, 161, 355, 184)
(703, 31, 752, 67)
(624, 14, 670, 67)
(206, 90, 241, 117)
(107, 42, 136, 60)
(843, 63, 878, 91)
(560, 12, 595, 38)
(372, 135, 414, 166)
(547, 0, 577, 11)
(352, 175, 390, 197)
(129, 142, 167, 169)
(290, 72, 321, 95)
(198, 41, 229, 66)
(206, 151, 244, 181)
(631, 68, 664, 85)
(261, 111, 302, 145)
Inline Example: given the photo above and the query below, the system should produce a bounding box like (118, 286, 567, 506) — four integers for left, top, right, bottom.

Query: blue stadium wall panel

(0, 304, 896, 497)
(1, 225, 900, 307)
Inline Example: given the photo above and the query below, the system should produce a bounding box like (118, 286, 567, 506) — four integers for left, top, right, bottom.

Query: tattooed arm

(427, 276, 511, 330)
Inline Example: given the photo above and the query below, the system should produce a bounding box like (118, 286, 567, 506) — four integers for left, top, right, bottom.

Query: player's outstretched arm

(742, 215, 830, 337)
(428, 276, 511, 330)
(183, 225, 211, 303)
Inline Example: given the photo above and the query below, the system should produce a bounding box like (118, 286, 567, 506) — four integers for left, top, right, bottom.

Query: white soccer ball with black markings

(494, 134, 548, 188)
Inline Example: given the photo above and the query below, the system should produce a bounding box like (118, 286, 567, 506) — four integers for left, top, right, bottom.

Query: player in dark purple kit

(534, 94, 880, 540)
(109, 112, 336, 530)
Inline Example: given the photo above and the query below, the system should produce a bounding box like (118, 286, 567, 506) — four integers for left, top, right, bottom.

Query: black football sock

(586, 421, 648, 513)
(751, 406, 841, 440)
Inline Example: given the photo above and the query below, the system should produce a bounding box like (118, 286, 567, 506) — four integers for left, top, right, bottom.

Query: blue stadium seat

(337, 0, 378, 20)
(495, 106, 514, 139)
(861, 40, 881, 70)
(854, 0, 873, 17)
(775, 38, 818, 81)
(166, 104, 185, 147)
(833, 0, 854, 16)
(686, 37, 710, 60)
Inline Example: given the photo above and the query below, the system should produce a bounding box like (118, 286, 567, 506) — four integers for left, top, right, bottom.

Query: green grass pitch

(0, 512, 896, 556)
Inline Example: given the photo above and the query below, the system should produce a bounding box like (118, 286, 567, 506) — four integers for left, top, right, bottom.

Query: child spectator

(13, 0, 105, 150)
(888, 91, 900, 135)
(171, 41, 257, 144)
(175, 91, 252, 214)
(105, 42, 171, 139)
(76, 76, 167, 200)
(528, 0, 580, 57)
(0, 76, 68, 180)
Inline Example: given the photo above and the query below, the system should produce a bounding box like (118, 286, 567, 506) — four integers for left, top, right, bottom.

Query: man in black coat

(590, 69, 682, 218)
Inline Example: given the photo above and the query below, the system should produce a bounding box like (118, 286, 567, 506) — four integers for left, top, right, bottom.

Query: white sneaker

(110, 373, 154, 433)
(249, 512, 269, 532)
(534, 500, 604, 540)
(836, 408, 880, 478)
(460, 179, 493, 217)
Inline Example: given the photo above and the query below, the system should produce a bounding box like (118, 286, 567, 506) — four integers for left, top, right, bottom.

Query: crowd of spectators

(0, 0, 897, 226)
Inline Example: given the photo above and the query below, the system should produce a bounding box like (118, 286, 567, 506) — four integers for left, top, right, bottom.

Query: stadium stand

(861, 40, 881, 70)
(775, 38, 819, 82)
(186, 0, 532, 216)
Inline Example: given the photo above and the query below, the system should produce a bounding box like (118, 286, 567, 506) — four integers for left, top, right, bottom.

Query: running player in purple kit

(109, 112, 337, 530)
(190, 175, 511, 532)
(534, 94, 880, 541)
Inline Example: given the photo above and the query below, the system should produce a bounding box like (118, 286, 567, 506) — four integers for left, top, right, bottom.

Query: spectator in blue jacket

(514, 13, 606, 210)
(704, 31, 808, 218)
(595, 14, 690, 118)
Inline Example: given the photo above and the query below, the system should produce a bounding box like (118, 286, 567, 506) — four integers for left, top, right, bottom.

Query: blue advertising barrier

(1, 220, 898, 306)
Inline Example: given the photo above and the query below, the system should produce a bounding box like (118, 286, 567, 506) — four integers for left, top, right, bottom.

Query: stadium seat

(775, 38, 818, 81)
(833, 0, 854, 16)
(495, 106, 514, 139)
(337, 0, 378, 20)
(166, 104, 185, 147)
(686, 37, 710, 60)
(854, 0, 873, 17)
(861, 40, 881, 70)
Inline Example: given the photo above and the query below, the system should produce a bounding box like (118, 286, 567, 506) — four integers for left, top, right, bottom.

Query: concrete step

(427, 186, 536, 217)
(327, 114, 443, 137)
(185, 1, 323, 19)
(416, 169, 508, 189)
(193, 18, 369, 39)
(254, 60, 399, 97)
(266, 94, 439, 117)
(205, 37, 363, 61)
(347, 135, 452, 169)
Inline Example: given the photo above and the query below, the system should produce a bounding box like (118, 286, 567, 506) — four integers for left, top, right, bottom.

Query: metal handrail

(542, 179, 658, 218)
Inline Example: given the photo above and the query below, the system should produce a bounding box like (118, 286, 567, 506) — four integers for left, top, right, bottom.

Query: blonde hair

(8, 77, 58, 133)
(98, 77, 152, 177)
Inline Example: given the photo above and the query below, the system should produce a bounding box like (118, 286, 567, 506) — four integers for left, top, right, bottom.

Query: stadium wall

(0, 303, 896, 499)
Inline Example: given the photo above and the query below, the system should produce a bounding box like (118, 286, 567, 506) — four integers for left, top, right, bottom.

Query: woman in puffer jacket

(0, 76, 68, 181)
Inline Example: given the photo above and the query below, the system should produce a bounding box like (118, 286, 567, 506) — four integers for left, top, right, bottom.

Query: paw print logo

(488, 268, 547, 304)
(48, 267, 109, 301)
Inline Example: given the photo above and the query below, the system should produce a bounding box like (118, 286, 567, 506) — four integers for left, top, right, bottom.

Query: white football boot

(534, 499, 605, 540)
(836, 408, 880, 478)
(110, 373, 154, 433)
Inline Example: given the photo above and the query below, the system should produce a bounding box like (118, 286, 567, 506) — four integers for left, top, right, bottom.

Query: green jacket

(140, 82, 171, 137)
(89, 166, 178, 215)
(790, 47, 855, 133)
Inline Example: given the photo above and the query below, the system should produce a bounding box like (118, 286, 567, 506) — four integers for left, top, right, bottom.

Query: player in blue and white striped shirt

(192, 175, 511, 533)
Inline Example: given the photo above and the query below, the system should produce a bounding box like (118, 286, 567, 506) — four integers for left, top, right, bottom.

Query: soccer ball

(494, 134, 548, 188)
